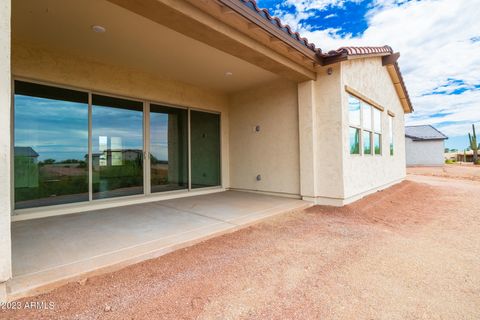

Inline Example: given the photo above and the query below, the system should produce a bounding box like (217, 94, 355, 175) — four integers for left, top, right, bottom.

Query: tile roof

(405, 125, 448, 141)
(324, 45, 394, 57)
(239, 0, 321, 53)
(234, 1, 413, 113)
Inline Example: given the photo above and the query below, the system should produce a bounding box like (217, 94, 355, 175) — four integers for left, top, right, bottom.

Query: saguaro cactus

(468, 124, 479, 164)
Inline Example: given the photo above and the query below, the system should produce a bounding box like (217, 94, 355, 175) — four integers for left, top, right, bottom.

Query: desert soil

(2, 168, 480, 319)
(408, 163, 480, 181)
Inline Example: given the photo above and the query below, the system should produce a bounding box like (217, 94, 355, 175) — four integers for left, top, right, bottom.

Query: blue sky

(258, 0, 480, 150)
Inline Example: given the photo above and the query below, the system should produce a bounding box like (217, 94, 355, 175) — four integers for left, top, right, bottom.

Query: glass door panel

(13, 81, 89, 209)
(190, 111, 221, 188)
(150, 104, 188, 192)
(92, 94, 144, 199)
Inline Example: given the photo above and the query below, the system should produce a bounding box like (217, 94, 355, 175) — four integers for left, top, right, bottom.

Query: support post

(297, 80, 318, 201)
(0, 0, 12, 302)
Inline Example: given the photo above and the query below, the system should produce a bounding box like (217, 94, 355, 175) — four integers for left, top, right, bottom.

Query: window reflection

(14, 81, 89, 209)
(92, 94, 144, 199)
(191, 111, 221, 188)
(150, 105, 188, 192)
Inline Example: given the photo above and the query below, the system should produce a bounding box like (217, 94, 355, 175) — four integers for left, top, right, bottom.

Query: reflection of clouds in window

(14, 95, 88, 161)
(92, 105, 143, 150)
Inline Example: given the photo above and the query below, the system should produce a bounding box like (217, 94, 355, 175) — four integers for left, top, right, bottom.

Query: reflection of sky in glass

(374, 108, 382, 132)
(14, 95, 88, 161)
(348, 95, 361, 127)
(150, 113, 169, 161)
(362, 103, 372, 130)
(92, 105, 143, 153)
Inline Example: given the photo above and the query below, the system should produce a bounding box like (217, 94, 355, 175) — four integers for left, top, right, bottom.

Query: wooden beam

(220, 5, 235, 14)
(345, 85, 385, 112)
(387, 110, 396, 117)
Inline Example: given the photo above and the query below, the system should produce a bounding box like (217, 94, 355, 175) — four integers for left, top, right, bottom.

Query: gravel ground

(2, 171, 480, 319)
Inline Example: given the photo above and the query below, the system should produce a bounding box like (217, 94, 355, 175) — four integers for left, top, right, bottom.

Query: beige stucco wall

(312, 64, 345, 200)
(405, 138, 445, 166)
(340, 57, 407, 201)
(12, 42, 231, 191)
(228, 79, 300, 196)
(0, 0, 12, 291)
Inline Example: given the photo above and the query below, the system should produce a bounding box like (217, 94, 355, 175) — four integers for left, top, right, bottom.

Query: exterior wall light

(91, 25, 106, 33)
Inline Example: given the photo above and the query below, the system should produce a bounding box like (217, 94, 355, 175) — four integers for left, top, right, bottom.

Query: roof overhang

(383, 58, 414, 114)
(107, 0, 317, 82)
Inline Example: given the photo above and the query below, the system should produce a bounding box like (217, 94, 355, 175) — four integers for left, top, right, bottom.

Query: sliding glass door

(13, 80, 222, 211)
(190, 111, 221, 188)
(150, 104, 188, 192)
(14, 81, 89, 209)
(92, 94, 144, 199)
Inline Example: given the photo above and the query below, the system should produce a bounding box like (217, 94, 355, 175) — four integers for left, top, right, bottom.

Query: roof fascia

(217, 0, 320, 63)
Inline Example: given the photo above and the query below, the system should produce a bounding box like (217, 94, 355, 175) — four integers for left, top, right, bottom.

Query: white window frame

(346, 87, 384, 157)
(348, 95, 362, 155)
(388, 111, 395, 156)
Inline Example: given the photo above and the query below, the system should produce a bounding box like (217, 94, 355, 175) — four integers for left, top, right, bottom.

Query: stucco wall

(340, 57, 407, 200)
(0, 0, 12, 286)
(228, 79, 300, 196)
(12, 42, 231, 190)
(405, 138, 445, 166)
(312, 65, 345, 200)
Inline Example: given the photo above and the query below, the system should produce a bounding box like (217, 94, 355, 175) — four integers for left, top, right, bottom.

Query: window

(363, 130, 372, 155)
(348, 95, 361, 127)
(348, 96, 361, 154)
(347, 94, 383, 156)
(190, 111, 221, 188)
(150, 104, 188, 192)
(13, 80, 222, 211)
(373, 108, 382, 155)
(389, 115, 394, 155)
(14, 81, 89, 209)
(92, 94, 144, 199)
(349, 127, 361, 154)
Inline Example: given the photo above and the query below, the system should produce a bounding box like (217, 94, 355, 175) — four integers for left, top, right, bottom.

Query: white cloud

(269, 0, 480, 140)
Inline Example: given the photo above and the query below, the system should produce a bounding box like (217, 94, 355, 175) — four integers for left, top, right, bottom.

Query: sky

(258, 0, 480, 150)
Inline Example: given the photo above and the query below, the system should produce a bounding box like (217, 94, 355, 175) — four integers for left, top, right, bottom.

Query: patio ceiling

(12, 0, 280, 93)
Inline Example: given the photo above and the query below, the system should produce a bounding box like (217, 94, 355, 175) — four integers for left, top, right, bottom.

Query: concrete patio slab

(7, 191, 309, 300)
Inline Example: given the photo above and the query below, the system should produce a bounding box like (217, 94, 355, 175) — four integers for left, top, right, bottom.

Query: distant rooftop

(405, 125, 448, 141)
(14, 146, 39, 157)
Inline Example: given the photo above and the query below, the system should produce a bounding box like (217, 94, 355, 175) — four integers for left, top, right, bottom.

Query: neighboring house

(447, 150, 479, 163)
(13, 147, 39, 188)
(0, 0, 413, 299)
(405, 125, 448, 166)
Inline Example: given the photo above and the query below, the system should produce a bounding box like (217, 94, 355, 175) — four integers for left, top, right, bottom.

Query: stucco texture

(312, 65, 345, 200)
(228, 79, 300, 196)
(340, 57, 407, 200)
(406, 138, 445, 166)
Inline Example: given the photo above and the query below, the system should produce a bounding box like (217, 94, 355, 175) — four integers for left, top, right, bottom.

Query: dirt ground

(408, 163, 480, 181)
(2, 169, 480, 319)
